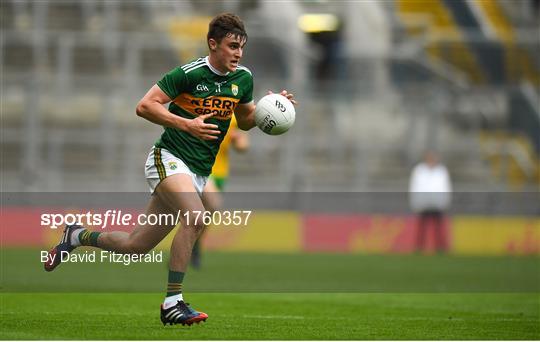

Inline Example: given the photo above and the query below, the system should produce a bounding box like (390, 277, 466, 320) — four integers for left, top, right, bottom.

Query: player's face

(211, 34, 246, 73)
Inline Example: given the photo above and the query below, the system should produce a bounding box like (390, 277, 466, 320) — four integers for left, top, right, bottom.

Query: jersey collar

(205, 56, 230, 76)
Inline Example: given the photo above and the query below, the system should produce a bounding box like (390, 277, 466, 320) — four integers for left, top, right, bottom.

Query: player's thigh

(202, 178, 223, 212)
(155, 173, 206, 228)
(128, 194, 178, 251)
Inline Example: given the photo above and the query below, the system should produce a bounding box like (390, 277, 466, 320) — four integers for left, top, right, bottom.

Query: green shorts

(209, 175, 227, 192)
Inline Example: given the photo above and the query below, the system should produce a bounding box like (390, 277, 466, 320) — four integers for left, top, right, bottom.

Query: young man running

(43, 13, 297, 326)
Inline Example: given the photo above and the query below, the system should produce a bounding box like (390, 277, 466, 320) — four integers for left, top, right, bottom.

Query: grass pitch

(1, 293, 538, 340)
(1, 249, 538, 339)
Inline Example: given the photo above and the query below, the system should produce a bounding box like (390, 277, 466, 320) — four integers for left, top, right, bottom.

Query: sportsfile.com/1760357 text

(40, 210, 252, 229)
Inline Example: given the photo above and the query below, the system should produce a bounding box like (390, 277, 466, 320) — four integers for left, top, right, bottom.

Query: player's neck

(206, 55, 229, 76)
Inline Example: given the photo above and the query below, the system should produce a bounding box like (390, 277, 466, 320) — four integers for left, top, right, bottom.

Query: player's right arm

(136, 85, 219, 141)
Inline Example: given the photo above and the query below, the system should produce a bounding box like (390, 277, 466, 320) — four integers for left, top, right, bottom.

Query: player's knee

(185, 220, 205, 234)
(193, 221, 206, 232)
(180, 215, 205, 232)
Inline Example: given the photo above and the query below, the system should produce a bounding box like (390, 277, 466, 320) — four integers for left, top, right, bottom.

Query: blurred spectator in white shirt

(409, 151, 452, 253)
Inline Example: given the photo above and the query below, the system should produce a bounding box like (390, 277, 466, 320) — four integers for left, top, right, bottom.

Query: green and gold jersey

(155, 56, 253, 176)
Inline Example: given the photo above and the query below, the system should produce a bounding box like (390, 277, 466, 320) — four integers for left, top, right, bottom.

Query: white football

(254, 94, 295, 135)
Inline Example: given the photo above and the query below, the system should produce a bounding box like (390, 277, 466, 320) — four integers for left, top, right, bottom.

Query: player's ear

(208, 39, 217, 51)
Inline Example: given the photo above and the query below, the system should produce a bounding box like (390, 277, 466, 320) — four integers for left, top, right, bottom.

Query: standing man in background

(409, 150, 452, 253)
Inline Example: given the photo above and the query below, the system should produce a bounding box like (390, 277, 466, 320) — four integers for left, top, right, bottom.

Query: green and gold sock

(166, 270, 184, 297)
(78, 229, 101, 247)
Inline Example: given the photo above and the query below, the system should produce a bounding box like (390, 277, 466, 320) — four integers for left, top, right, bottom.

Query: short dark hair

(207, 13, 248, 46)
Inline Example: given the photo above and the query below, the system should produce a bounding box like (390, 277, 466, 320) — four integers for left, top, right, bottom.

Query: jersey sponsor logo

(196, 84, 209, 92)
(231, 84, 239, 96)
(174, 93, 239, 120)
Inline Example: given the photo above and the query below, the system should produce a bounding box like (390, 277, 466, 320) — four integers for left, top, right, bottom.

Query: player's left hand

(268, 90, 298, 106)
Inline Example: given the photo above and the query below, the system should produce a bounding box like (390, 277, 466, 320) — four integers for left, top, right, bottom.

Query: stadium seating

(395, 0, 539, 189)
(1, 0, 538, 193)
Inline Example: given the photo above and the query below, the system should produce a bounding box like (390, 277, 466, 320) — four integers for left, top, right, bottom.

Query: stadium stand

(395, 0, 539, 189)
(1, 0, 538, 193)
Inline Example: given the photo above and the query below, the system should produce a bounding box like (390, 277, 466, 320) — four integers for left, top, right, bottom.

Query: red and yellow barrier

(2, 208, 539, 255)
